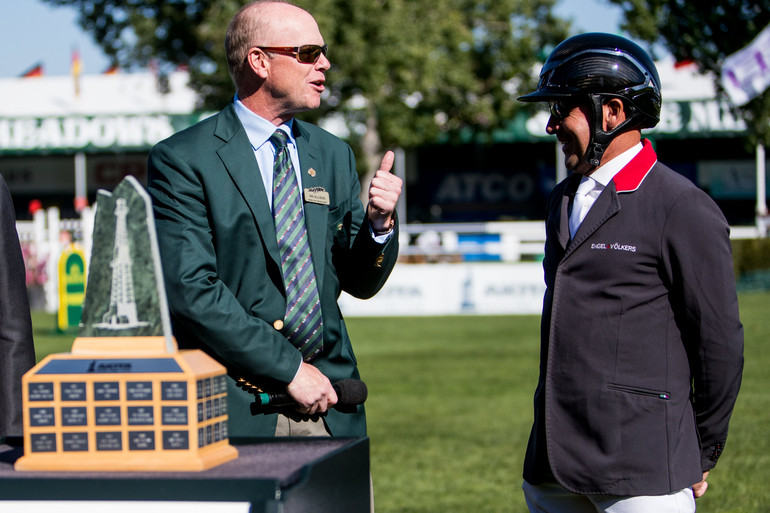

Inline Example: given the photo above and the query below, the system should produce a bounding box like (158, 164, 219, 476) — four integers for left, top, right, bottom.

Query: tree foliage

(607, 0, 770, 145)
(43, 0, 569, 174)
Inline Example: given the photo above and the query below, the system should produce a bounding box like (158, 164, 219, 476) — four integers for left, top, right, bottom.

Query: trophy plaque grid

(16, 338, 237, 471)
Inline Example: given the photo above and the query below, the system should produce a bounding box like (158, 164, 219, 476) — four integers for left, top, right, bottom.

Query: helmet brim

(517, 90, 575, 102)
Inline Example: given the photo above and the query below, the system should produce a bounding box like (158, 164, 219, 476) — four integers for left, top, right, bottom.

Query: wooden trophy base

(15, 337, 239, 472)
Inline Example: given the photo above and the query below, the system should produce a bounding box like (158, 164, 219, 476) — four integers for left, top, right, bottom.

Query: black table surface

(0, 437, 368, 505)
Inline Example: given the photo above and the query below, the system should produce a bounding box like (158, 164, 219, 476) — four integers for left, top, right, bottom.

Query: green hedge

(732, 238, 770, 291)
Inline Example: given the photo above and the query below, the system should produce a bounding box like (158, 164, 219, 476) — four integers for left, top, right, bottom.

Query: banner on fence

(57, 243, 86, 331)
(339, 262, 545, 316)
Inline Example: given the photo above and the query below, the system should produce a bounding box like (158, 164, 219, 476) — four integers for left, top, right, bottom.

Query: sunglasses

(548, 101, 576, 120)
(257, 44, 328, 64)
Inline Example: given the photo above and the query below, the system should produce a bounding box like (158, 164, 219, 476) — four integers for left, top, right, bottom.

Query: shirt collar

(233, 95, 295, 151)
(589, 142, 643, 188)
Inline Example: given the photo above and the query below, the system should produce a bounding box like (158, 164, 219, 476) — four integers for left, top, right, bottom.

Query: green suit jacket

(147, 103, 398, 438)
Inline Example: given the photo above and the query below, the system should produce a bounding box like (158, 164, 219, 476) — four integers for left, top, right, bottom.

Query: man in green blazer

(147, 0, 401, 438)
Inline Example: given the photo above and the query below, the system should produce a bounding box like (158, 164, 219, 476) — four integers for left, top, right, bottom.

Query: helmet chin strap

(584, 94, 640, 168)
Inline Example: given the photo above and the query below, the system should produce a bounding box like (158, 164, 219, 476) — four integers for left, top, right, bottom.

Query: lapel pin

(308, 168, 317, 177)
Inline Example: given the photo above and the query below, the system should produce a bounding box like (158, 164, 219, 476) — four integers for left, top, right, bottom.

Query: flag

(149, 60, 170, 94)
(71, 47, 82, 96)
(674, 59, 696, 69)
(20, 63, 43, 78)
(720, 23, 770, 106)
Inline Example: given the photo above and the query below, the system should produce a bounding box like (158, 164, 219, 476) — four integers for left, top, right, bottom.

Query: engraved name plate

(62, 432, 89, 452)
(127, 406, 154, 425)
(96, 432, 123, 451)
(162, 431, 189, 450)
(95, 406, 122, 425)
(30, 433, 57, 453)
(94, 381, 120, 401)
(61, 382, 87, 401)
(161, 381, 187, 401)
(126, 381, 153, 401)
(62, 406, 88, 426)
(204, 378, 212, 398)
(128, 431, 155, 451)
(161, 406, 188, 425)
(30, 407, 55, 427)
(28, 382, 54, 401)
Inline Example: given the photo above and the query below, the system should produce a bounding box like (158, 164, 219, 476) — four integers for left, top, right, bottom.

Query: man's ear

(604, 98, 627, 131)
(247, 47, 270, 79)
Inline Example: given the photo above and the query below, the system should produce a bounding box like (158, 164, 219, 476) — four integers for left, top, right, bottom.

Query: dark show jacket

(524, 140, 744, 496)
(147, 104, 398, 438)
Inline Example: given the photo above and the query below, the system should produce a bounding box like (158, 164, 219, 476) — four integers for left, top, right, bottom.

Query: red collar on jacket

(612, 139, 657, 193)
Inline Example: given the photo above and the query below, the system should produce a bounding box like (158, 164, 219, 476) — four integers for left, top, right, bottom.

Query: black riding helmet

(518, 33, 662, 167)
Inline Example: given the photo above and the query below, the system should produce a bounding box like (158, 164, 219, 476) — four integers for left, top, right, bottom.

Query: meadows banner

(0, 99, 750, 156)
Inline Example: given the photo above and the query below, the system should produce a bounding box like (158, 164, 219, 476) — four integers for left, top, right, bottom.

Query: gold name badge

(304, 187, 330, 205)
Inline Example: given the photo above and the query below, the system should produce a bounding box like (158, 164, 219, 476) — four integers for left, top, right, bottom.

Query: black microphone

(249, 379, 368, 414)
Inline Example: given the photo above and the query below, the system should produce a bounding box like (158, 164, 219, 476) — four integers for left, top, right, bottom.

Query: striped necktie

(269, 130, 323, 361)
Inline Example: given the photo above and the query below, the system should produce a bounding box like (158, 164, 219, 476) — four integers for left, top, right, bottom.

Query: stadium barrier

(15, 210, 765, 315)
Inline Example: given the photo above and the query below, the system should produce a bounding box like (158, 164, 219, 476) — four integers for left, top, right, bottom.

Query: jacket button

(273, 320, 284, 331)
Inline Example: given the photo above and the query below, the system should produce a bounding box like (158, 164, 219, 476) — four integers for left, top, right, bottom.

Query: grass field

(30, 291, 770, 512)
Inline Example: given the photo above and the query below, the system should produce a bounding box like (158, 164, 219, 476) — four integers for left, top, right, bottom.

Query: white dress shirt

(232, 96, 392, 243)
(234, 96, 301, 212)
(569, 142, 643, 237)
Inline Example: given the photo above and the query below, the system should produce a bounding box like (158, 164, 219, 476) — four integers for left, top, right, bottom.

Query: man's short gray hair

(225, 0, 294, 86)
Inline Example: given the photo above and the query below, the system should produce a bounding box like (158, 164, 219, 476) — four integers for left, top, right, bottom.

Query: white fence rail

(398, 221, 546, 262)
(17, 207, 95, 313)
(15, 210, 764, 313)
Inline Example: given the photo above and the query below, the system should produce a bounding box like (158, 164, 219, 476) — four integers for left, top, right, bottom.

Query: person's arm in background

(0, 175, 35, 439)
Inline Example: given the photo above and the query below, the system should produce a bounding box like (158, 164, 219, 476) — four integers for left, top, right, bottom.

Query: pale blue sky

(0, 0, 624, 78)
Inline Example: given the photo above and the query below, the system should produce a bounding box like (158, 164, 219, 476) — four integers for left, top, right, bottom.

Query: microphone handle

(252, 390, 293, 407)
(250, 382, 358, 414)
(252, 382, 348, 406)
